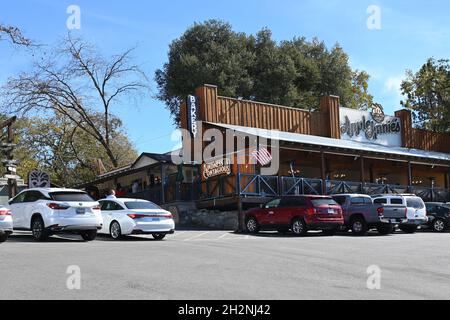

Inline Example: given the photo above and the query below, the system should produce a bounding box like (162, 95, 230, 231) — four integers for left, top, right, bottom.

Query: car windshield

(50, 192, 94, 202)
(124, 201, 161, 210)
(406, 198, 425, 209)
(311, 198, 338, 206)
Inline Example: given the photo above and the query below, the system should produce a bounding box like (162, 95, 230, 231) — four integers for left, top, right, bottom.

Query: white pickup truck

(372, 194, 428, 233)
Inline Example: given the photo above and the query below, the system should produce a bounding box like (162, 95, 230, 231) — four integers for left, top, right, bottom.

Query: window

(24, 191, 47, 203)
(100, 201, 123, 211)
(425, 204, 436, 213)
(10, 192, 27, 204)
(50, 192, 94, 202)
(406, 198, 425, 209)
(281, 197, 306, 207)
(124, 201, 160, 210)
(364, 197, 373, 205)
(350, 197, 366, 205)
(265, 199, 281, 209)
(333, 196, 347, 206)
(390, 198, 403, 205)
(373, 198, 387, 204)
(310, 198, 338, 206)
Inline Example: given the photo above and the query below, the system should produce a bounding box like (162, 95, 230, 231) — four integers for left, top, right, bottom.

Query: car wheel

(0, 233, 7, 243)
(377, 224, 394, 235)
(80, 230, 97, 241)
(432, 219, 446, 233)
(152, 233, 166, 241)
(246, 217, 260, 234)
(109, 221, 122, 240)
(399, 224, 417, 234)
(350, 217, 368, 236)
(291, 218, 307, 236)
(31, 216, 49, 242)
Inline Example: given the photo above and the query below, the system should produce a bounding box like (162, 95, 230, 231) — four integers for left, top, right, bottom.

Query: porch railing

(129, 174, 450, 204)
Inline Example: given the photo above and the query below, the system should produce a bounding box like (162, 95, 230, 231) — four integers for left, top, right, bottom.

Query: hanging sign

(202, 158, 231, 179)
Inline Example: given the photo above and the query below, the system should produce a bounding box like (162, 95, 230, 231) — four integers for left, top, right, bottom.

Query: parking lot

(1, 229, 450, 300)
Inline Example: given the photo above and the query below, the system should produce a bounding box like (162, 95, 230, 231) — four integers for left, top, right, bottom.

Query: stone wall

(162, 202, 238, 230)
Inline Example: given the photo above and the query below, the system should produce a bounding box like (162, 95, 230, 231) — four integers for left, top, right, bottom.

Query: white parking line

(183, 231, 210, 241)
(218, 233, 229, 240)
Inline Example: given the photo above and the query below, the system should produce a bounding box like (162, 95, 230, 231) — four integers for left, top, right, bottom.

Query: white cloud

(385, 76, 403, 97)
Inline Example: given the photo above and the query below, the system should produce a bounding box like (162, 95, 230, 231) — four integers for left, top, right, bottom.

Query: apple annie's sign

(202, 158, 231, 179)
(339, 104, 402, 147)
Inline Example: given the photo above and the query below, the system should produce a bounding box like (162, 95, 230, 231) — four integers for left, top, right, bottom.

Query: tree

(0, 23, 31, 46)
(155, 20, 254, 124)
(13, 113, 137, 187)
(2, 35, 147, 167)
(156, 20, 373, 124)
(401, 58, 450, 132)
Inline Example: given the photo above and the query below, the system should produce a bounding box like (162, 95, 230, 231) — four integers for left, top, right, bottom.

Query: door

(277, 197, 307, 225)
(260, 198, 281, 226)
(7, 191, 28, 229)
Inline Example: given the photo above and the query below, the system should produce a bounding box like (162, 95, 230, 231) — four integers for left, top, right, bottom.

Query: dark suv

(245, 195, 344, 236)
(425, 202, 450, 232)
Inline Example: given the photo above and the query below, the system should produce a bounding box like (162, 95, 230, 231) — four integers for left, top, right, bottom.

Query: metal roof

(207, 122, 450, 163)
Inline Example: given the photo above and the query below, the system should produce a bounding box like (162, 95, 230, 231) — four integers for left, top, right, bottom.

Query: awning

(207, 122, 450, 163)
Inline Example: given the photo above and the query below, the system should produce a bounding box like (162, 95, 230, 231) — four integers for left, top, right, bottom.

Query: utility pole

(0, 117, 18, 199)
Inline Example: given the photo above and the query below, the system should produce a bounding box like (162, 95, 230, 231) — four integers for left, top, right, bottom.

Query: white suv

(7, 188, 103, 241)
(372, 194, 428, 233)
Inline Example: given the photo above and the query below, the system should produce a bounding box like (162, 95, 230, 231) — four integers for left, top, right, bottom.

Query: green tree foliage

(156, 20, 373, 124)
(401, 58, 450, 132)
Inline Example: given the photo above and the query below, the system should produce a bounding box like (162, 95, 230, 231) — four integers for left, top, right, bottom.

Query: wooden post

(407, 161, 413, 187)
(360, 156, 365, 193)
(321, 151, 326, 195)
(160, 163, 165, 204)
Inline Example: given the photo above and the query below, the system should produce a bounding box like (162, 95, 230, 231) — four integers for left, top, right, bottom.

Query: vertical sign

(186, 95, 199, 138)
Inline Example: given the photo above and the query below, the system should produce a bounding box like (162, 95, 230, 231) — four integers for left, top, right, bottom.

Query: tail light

(0, 209, 11, 216)
(92, 205, 101, 211)
(47, 203, 70, 210)
(127, 213, 173, 219)
(377, 207, 384, 216)
(447, 211, 450, 217)
(306, 207, 317, 215)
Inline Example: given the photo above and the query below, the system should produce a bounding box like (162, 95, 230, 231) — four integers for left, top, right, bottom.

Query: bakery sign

(187, 95, 200, 138)
(202, 158, 231, 179)
(339, 104, 402, 147)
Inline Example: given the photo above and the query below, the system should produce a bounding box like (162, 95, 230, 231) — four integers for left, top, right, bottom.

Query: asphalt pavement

(1, 229, 450, 300)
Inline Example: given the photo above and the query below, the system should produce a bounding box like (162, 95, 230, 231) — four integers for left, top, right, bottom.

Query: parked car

(332, 194, 403, 236)
(98, 198, 175, 240)
(0, 207, 13, 242)
(371, 194, 428, 233)
(424, 202, 450, 232)
(7, 188, 103, 241)
(245, 195, 344, 236)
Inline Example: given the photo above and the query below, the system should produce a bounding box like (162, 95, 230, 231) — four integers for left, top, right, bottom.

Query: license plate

(76, 208, 86, 215)
(151, 218, 160, 222)
(328, 209, 335, 214)
(390, 219, 397, 223)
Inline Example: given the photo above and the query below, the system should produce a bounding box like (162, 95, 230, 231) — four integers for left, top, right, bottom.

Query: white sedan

(98, 198, 175, 240)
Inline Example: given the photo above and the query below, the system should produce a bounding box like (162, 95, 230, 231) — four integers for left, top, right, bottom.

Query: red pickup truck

(245, 195, 344, 236)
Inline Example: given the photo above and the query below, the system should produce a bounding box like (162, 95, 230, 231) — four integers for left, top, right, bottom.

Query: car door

(99, 201, 114, 233)
(7, 191, 27, 229)
(260, 199, 281, 226)
(277, 197, 306, 225)
(22, 191, 47, 228)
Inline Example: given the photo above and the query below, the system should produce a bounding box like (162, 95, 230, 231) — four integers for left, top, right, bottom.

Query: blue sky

(1, 0, 449, 153)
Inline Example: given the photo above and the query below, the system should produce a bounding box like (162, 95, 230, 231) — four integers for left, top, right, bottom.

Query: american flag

(250, 147, 273, 166)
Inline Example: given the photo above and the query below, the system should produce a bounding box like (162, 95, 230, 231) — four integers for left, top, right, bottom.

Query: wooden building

(82, 84, 450, 215)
